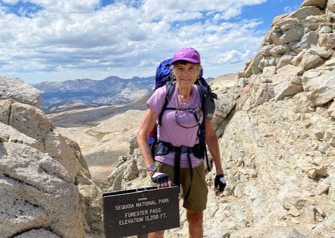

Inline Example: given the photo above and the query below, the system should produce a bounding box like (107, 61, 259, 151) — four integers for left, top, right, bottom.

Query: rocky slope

(0, 77, 104, 238)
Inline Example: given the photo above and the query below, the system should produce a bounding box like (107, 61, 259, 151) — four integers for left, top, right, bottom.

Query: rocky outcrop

(0, 77, 103, 238)
(217, 0, 335, 237)
(0, 76, 41, 108)
(237, 0, 335, 111)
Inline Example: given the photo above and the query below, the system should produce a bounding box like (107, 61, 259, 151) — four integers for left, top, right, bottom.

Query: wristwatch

(147, 164, 157, 172)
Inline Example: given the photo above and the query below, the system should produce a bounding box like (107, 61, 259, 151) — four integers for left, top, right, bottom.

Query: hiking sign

(103, 186, 180, 238)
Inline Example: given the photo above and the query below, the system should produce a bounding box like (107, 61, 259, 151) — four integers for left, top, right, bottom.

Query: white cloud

(2, 0, 19, 4)
(214, 8, 242, 21)
(219, 49, 252, 64)
(284, 6, 293, 12)
(284, 3, 300, 13)
(30, 0, 100, 13)
(0, 0, 272, 83)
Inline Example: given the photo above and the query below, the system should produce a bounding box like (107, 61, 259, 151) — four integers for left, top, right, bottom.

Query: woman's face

(172, 62, 201, 88)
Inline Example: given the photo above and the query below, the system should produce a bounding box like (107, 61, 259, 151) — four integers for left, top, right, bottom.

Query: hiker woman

(137, 47, 226, 238)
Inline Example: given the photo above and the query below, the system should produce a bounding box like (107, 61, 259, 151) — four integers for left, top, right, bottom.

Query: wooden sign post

(103, 186, 180, 238)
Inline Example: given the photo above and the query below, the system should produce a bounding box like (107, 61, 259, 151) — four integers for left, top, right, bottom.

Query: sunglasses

(175, 105, 202, 129)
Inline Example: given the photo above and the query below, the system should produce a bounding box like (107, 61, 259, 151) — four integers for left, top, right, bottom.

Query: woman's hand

(151, 172, 172, 188)
(214, 174, 226, 196)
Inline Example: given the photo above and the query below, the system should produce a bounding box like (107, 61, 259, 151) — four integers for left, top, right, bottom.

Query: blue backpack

(149, 58, 217, 173)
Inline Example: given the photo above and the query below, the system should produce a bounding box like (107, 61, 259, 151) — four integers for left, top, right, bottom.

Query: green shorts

(156, 161, 208, 211)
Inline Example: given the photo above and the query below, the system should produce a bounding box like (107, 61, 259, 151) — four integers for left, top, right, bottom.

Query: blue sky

(0, 0, 302, 84)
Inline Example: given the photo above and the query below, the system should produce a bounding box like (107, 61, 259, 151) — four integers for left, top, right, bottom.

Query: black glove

(215, 174, 226, 192)
(151, 172, 170, 184)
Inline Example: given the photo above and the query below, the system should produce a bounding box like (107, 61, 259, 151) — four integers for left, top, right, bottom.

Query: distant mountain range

(33, 76, 155, 113)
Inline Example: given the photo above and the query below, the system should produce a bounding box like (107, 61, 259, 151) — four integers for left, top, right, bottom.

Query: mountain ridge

(33, 75, 155, 113)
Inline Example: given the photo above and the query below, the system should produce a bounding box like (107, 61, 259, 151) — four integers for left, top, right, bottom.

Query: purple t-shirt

(147, 84, 203, 168)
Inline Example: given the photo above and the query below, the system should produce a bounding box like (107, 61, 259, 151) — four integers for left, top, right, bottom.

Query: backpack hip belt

(155, 141, 203, 159)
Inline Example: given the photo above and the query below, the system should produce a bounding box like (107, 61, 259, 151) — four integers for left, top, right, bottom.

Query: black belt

(155, 141, 203, 159)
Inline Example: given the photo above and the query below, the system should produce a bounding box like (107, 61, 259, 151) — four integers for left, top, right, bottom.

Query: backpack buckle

(180, 146, 190, 153)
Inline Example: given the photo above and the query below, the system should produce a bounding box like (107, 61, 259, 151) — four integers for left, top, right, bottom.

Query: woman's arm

(137, 108, 172, 187)
(205, 119, 224, 175)
(137, 108, 158, 170)
(205, 119, 226, 195)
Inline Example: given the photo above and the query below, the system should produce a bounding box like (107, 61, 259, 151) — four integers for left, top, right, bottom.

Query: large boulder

(0, 76, 104, 237)
(0, 76, 41, 108)
(0, 141, 84, 238)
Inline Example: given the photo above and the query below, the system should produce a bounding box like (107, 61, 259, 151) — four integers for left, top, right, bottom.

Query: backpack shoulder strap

(158, 80, 176, 125)
(196, 78, 207, 118)
(196, 77, 216, 172)
(197, 77, 217, 120)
